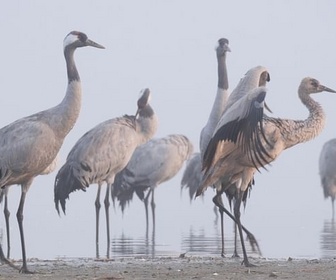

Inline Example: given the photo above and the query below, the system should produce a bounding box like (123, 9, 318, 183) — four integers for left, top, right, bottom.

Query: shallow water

(1, 172, 335, 261)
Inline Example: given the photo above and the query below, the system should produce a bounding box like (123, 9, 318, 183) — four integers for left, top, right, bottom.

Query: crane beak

(224, 44, 231, 52)
(86, 39, 105, 49)
(264, 102, 273, 114)
(320, 85, 336, 93)
(135, 109, 140, 119)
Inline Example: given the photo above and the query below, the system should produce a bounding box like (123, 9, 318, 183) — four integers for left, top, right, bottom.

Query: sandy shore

(1, 255, 336, 280)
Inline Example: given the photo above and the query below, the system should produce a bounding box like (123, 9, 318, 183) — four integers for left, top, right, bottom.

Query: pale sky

(1, 0, 336, 260)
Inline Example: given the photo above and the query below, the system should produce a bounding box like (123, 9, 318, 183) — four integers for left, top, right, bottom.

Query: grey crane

(197, 77, 336, 266)
(319, 138, 336, 219)
(0, 31, 104, 273)
(0, 156, 58, 259)
(54, 88, 158, 259)
(181, 39, 265, 257)
(210, 65, 270, 258)
(181, 38, 230, 202)
(113, 134, 193, 236)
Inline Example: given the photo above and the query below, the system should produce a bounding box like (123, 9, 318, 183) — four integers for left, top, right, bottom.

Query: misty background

(1, 0, 336, 260)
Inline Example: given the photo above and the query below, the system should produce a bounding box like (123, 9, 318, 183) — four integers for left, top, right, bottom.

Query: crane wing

(202, 87, 270, 173)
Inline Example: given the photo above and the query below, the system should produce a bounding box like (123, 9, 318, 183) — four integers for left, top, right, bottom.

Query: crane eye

(311, 79, 319, 88)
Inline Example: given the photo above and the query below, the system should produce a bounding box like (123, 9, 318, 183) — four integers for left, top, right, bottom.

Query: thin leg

(144, 189, 151, 237)
(233, 191, 254, 267)
(150, 188, 156, 259)
(17, 184, 33, 274)
(232, 221, 240, 258)
(212, 193, 225, 257)
(150, 188, 156, 232)
(4, 191, 11, 259)
(0, 243, 19, 271)
(213, 204, 219, 225)
(95, 184, 102, 259)
(213, 198, 261, 255)
(104, 184, 111, 259)
(332, 199, 335, 221)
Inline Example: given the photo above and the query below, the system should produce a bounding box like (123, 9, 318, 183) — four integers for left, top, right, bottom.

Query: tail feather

(54, 164, 87, 215)
(112, 170, 136, 212)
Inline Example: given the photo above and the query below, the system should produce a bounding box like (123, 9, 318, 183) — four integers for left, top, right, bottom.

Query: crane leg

(232, 220, 240, 258)
(104, 184, 111, 259)
(144, 190, 151, 237)
(213, 204, 219, 225)
(17, 184, 33, 273)
(95, 184, 102, 259)
(0, 243, 19, 271)
(3, 192, 11, 259)
(212, 193, 225, 257)
(233, 191, 254, 267)
(151, 188, 156, 234)
(212, 193, 261, 257)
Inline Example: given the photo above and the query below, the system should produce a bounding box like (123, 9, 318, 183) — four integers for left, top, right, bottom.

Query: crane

(181, 38, 266, 257)
(197, 77, 336, 266)
(0, 31, 104, 273)
(113, 134, 193, 236)
(319, 138, 336, 219)
(54, 88, 158, 259)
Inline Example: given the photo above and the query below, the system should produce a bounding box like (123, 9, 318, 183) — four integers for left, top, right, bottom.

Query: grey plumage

(180, 152, 203, 201)
(181, 38, 231, 202)
(54, 88, 158, 258)
(181, 39, 266, 258)
(319, 138, 336, 219)
(0, 31, 104, 273)
(198, 77, 336, 266)
(113, 134, 193, 234)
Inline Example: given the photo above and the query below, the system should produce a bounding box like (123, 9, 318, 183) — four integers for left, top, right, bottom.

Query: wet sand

(1, 255, 336, 280)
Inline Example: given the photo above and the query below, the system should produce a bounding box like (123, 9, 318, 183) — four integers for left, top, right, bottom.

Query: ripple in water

(320, 218, 336, 259)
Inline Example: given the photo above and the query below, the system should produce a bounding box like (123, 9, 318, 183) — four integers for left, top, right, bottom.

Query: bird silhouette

(197, 77, 336, 266)
(319, 138, 336, 219)
(113, 134, 193, 237)
(0, 31, 104, 273)
(54, 88, 158, 259)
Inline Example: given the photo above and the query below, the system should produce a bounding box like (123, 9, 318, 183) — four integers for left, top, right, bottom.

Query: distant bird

(199, 38, 231, 159)
(54, 88, 158, 259)
(0, 157, 58, 259)
(181, 38, 231, 202)
(319, 138, 336, 219)
(197, 77, 336, 266)
(113, 134, 193, 235)
(0, 31, 104, 273)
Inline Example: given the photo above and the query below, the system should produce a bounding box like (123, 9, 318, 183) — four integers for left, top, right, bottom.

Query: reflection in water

(111, 230, 155, 258)
(111, 225, 256, 259)
(181, 227, 222, 255)
(320, 219, 336, 259)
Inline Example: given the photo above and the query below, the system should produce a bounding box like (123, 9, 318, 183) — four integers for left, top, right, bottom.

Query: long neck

(217, 53, 228, 90)
(136, 106, 158, 144)
(279, 90, 325, 150)
(65, 47, 80, 82)
(199, 52, 229, 154)
(48, 47, 82, 140)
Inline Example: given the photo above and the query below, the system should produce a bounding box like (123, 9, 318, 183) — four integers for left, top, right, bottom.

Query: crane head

(63, 31, 105, 50)
(135, 88, 151, 118)
(216, 38, 231, 55)
(300, 77, 336, 95)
